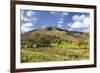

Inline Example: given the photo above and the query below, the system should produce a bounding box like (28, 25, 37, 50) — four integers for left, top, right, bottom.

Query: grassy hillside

(21, 27, 89, 41)
(21, 27, 89, 63)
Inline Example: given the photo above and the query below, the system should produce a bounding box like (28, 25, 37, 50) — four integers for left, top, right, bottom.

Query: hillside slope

(21, 27, 89, 42)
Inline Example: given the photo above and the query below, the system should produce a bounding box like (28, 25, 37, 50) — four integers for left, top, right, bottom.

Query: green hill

(21, 27, 89, 63)
(21, 27, 89, 42)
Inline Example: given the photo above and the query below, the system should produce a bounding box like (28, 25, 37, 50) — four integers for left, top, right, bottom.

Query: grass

(51, 42, 89, 49)
(21, 45, 89, 63)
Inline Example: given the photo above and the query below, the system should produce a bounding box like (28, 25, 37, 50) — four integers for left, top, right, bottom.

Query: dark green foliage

(46, 27, 53, 31)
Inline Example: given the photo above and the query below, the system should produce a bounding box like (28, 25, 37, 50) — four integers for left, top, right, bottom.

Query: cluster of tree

(21, 32, 89, 49)
(21, 33, 66, 48)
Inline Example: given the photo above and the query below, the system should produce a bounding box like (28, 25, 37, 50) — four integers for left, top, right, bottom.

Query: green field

(21, 47, 89, 63)
(21, 27, 89, 63)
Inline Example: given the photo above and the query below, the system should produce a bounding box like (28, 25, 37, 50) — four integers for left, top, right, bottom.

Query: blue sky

(20, 9, 90, 33)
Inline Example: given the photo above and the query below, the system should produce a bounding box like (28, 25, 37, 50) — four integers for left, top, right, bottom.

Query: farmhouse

(32, 44, 37, 48)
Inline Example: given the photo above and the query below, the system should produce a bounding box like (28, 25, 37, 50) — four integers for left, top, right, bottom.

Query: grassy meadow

(21, 27, 89, 63)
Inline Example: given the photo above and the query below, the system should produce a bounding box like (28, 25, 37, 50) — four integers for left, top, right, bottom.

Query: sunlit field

(21, 45, 89, 63)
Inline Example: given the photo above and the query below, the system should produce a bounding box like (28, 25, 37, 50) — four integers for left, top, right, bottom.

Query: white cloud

(60, 12, 69, 18)
(21, 10, 38, 23)
(22, 23, 33, 27)
(57, 12, 69, 25)
(83, 17, 90, 27)
(21, 11, 29, 21)
(20, 11, 38, 33)
(72, 15, 85, 21)
(31, 18, 38, 23)
(21, 16, 29, 21)
(57, 24, 62, 28)
(50, 11, 56, 15)
(50, 12, 69, 17)
(42, 25, 46, 28)
(21, 26, 34, 33)
(70, 19, 90, 29)
(70, 14, 90, 31)
(26, 11, 35, 17)
(21, 23, 34, 33)
(71, 21, 83, 29)
(62, 12, 69, 16)
(67, 23, 72, 27)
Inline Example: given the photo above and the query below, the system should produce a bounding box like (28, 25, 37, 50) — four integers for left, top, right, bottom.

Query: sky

(20, 9, 90, 33)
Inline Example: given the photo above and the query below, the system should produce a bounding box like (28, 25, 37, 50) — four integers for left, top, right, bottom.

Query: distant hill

(21, 27, 89, 42)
